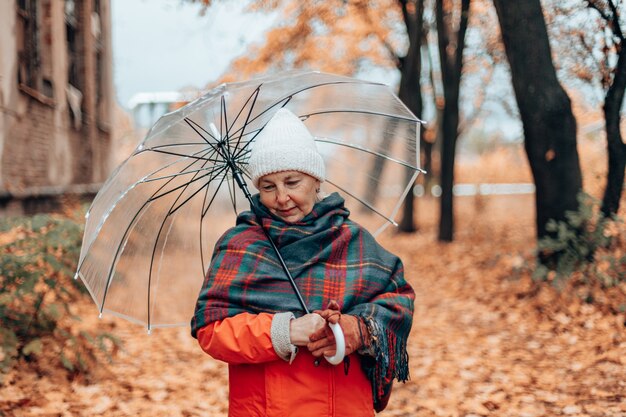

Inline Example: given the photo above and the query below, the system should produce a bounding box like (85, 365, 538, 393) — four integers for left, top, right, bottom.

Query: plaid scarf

(191, 192, 414, 409)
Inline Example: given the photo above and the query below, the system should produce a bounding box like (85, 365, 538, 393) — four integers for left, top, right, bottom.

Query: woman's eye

(286, 181, 299, 187)
(262, 185, 275, 191)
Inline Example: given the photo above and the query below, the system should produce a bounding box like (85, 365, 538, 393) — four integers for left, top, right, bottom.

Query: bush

(534, 191, 626, 289)
(0, 214, 121, 383)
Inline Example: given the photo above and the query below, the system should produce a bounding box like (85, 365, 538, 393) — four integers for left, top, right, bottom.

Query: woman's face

(258, 171, 320, 223)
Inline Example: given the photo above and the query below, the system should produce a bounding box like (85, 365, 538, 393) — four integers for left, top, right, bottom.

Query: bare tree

(398, 0, 426, 232)
(436, 0, 471, 242)
(492, 0, 583, 251)
(545, 0, 626, 217)
(587, 0, 626, 216)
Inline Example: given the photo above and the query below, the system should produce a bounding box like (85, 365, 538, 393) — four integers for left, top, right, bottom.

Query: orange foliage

(3, 190, 625, 416)
(216, 1, 403, 82)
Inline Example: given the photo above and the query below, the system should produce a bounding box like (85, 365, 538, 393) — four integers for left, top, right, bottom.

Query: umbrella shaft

(232, 167, 251, 198)
(232, 166, 310, 314)
(259, 223, 311, 314)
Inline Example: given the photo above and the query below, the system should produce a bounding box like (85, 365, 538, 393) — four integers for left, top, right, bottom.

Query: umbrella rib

(224, 85, 261, 143)
(232, 129, 261, 160)
(147, 146, 225, 332)
(237, 86, 376, 161)
(227, 80, 377, 145)
(314, 139, 425, 172)
(150, 164, 226, 202)
(199, 168, 231, 274)
(184, 117, 219, 146)
(151, 148, 221, 162)
(184, 118, 228, 159)
(226, 80, 420, 159)
(168, 165, 228, 216)
(97, 146, 219, 321)
(147, 210, 176, 334)
(199, 185, 209, 276)
(219, 96, 237, 168)
(202, 171, 229, 217)
(230, 87, 261, 156)
(230, 98, 292, 160)
(324, 179, 398, 226)
(100, 198, 156, 324)
(145, 139, 222, 181)
(302, 109, 419, 123)
(226, 172, 238, 215)
(232, 108, 420, 161)
(143, 164, 225, 183)
(141, 142, 209, 151)
(77, 145, 217, 276)
(144, 142, 222, 193)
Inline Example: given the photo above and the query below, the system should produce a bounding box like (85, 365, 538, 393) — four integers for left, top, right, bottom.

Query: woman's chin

(277, 213, 304, 223)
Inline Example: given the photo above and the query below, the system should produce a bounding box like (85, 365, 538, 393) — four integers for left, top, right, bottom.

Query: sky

(109, 1, 522, 141)
(111, 0, 277, 108)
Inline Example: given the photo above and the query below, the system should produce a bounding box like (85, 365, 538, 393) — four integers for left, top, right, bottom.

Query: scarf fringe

(363, 317, 410, 410)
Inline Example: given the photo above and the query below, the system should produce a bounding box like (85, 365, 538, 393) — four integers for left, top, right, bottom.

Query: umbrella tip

(74, 273, 79, 280)
(98, 313, 103, 319)
(147, 327, 152, 335)
(209, 123, 221, 140)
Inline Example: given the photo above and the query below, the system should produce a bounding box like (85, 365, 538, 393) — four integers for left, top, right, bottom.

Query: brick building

(0, 0, 114, 214)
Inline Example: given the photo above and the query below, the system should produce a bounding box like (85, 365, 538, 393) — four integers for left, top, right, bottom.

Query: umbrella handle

(324, 322, 346, 365)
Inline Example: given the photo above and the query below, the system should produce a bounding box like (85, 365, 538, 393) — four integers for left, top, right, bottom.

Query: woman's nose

(276, 188, 290, 204)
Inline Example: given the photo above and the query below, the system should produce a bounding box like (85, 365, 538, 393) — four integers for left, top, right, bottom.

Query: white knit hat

(248, 108, 326, 187)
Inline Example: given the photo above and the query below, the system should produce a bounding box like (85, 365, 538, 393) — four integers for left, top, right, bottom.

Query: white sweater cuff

(270, 312, 298, 363)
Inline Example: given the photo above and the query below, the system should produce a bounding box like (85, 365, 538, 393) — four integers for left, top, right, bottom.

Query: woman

(191, 108, 414, 417)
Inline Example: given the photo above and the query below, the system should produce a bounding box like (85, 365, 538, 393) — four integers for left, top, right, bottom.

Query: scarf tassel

(362, 317, 410, 411)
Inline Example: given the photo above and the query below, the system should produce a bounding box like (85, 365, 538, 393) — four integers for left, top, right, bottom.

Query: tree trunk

(398, 0, 425, 232)
(436, 0, 470, 242)
(601, 44, 626, 217)
(493, 0, 582, 245)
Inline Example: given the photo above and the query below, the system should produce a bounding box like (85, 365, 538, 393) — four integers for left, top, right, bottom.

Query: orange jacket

(197, 312, 374, 417)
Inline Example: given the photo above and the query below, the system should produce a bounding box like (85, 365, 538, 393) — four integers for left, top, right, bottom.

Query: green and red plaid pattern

(191, 193, 414, 409)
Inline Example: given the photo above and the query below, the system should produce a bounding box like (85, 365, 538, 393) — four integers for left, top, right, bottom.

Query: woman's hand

(289, 313, 326, 346)
(307, 301, 369, 357)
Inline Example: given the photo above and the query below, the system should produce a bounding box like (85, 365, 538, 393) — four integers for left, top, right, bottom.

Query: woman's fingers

(325, 311, 341, 324)
(290, 313, 330, 345)
(316, 309, 341, 323)
(311, 313, 326, 332)
(307, 301, 342, 349)
(309, 324, 334, 342)
(307, 336, 337, 357)
(308, 334, 335, 350)
(312, 347, 336, 358)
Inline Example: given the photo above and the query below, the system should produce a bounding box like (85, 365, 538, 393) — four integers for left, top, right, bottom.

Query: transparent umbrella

(75, 70, 424, 336)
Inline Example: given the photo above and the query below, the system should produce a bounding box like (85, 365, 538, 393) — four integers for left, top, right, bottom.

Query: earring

(316, 188, 320, 193)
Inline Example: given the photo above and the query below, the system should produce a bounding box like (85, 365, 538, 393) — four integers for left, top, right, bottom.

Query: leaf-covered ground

(2, 193, 625, 417)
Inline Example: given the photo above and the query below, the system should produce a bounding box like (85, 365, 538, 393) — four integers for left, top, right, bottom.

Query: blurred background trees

(177, 0, 626, 261)
(191, 0, 624, 265)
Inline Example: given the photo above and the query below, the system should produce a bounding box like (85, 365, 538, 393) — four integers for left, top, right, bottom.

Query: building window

(16, 0, 54, 104)
(65, 0, 80, 88)
(93, 0, 110, 131)
(65, 0, 83, 129)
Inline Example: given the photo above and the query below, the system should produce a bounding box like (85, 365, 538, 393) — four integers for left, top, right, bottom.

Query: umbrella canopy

(76, 70, 424, 331)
